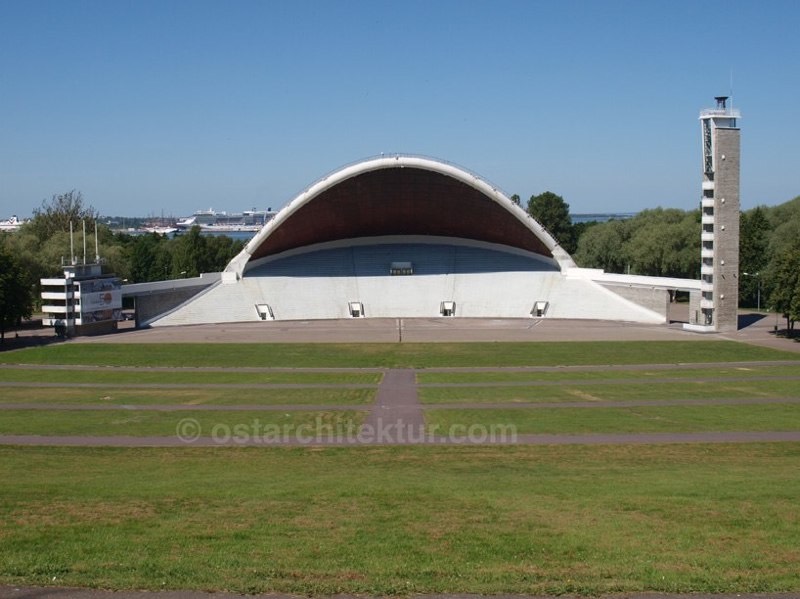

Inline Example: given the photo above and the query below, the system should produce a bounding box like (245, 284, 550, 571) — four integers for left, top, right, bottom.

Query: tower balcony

(701, 231, 715, 242)
(701, 262, 714, 275)
(700, 106, 741, 119)
(701, 197, 715, 209)
(700, 280, 714, 292)
(701, 247, 715, 259)
(701, 213, 715, 225)
(40, 304, 69, 314)
(700, 298, 715, 309)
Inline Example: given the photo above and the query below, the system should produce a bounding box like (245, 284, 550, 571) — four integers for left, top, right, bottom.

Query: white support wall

(151, 238, 665, 326)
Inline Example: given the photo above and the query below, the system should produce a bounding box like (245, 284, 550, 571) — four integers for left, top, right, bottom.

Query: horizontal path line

(421, 397, 800, 409)
(0, 382, 378, 390)
(2, 360, 798, 374)
(419, 375, 800, 387)
(419, 360, 800, 372)
(0, 403, 367, 412)
(2, 585, 800, 599)
(5, 377, 794, 390)
(2, 431, 800, 447)
(0, 364, 387, 373)
(3, 397, 798, 412)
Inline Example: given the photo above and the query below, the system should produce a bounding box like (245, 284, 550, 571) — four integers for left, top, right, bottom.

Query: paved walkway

(3, 395, 798, 413)
(362, 368, 424, 431)
(3, 312, 797, 349)
(3, 431, 800, 448)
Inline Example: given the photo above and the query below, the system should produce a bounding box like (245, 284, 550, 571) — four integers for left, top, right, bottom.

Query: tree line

(0, 191, 244, 341)
(523, 190, 800, 331)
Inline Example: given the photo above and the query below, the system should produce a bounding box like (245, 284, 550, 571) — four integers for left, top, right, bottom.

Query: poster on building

(79, 278, 122, 323)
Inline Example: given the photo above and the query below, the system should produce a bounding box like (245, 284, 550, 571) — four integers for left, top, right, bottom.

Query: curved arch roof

(227, 155, 576, 277)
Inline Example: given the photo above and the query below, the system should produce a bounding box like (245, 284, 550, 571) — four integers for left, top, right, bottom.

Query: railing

(700, 107, 741, 119)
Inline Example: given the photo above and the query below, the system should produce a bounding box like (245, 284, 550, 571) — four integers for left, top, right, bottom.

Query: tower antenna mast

(69, 221, 74, 265)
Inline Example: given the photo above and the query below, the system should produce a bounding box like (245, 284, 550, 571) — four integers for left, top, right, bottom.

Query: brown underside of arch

(248, 167, 553, 262)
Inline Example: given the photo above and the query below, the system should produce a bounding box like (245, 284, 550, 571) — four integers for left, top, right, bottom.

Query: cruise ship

(176, 208, 277, 231)
(0, 215, 24, 232)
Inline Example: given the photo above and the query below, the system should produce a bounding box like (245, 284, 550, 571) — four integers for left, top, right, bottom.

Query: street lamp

(742, 272, 761, 312)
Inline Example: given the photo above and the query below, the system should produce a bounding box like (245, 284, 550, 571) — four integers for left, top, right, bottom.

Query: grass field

(0, 369, 381, 385)
(1, 445, 799, 595)
(0, 386, 375, 406)
(3, 339, 798, 368)
(1, 339, 799, 596)
(419, 378, 800, 403)
(426, 403, 800, 434)
(417, 364, 800, 383)
(0, 409, 366, 437)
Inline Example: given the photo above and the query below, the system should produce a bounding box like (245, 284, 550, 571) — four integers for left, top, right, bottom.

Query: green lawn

(2, 339, 800, 596)
(0, 409, 366, 437)
(0, 386, 375, 406)
(419, 379, 800, 404)
(426, 403, 800, 435)
(0, 369, 381, 385)
(1, 444, 799, 595)
(417, 364, 800, 384)
(2, 340, 798, 368)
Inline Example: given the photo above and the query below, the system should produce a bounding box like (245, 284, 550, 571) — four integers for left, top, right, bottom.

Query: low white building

(41, 263, 122, 336)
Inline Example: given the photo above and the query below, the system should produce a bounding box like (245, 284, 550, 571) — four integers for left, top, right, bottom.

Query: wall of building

(688, 289, 702, 325)
(599, 284, 670, 323)
(149, 241, 666, 326)
(74, 320, 118, 336)
(135, 285, 216, 327)
(713, 127, 741, 332)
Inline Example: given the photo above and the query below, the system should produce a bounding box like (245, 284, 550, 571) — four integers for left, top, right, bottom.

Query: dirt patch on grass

(565, 388, 603, 402)
(8, 500, 157, 527)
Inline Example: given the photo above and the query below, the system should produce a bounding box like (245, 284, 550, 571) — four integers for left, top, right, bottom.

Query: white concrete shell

(225, 154, 577, 279)
(148, 156, 671, 326)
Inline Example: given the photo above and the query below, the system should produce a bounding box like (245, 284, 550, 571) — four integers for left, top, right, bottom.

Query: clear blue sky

(2, 0, 799, 218)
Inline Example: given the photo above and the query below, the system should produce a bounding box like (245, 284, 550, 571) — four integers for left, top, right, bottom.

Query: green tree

(509, 194, 521, 206)
(767, 242, 800, 333)
(206, 235, 245, 269)
(27, 190, 99, 243)
(0, 243, 35, 343)
(739, 206, 770, 308)
(129, 233, 173, 282)
(527, 191, 576, 253)
(171, 227, 212, 278)
(623, 209, 699, 278)
(574, 219, 631, 272)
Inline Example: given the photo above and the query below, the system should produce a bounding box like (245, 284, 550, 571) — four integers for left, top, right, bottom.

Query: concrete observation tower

(691, 96, 741, 332)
